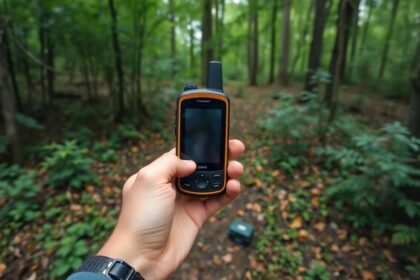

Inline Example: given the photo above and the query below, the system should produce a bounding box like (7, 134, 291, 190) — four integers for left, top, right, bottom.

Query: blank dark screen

(184, 108, 222, 164)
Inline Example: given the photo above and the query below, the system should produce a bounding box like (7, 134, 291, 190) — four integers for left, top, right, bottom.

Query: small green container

(228, 219, 254, 246)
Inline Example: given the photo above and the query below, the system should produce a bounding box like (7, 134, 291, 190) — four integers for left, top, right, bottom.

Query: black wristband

(78, 256, 145, 280)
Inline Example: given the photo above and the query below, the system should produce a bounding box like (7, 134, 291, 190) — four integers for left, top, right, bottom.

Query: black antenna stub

(206, 61, 224, 92)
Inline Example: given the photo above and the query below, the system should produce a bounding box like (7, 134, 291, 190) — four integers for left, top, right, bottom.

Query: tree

(304, 0, 327, 92)
(214, 0, 225, 60)
(358, 0, 374, 57)
(201, 0, 213, 86)
(325, 0, 356, 122)
(108, 0, 125, 120)
(268, 0, 278, 84)
(378, 0, 399, 79)
(169, 0, 176, 65)
(248, 0, 258, 86)
(407, 40, 420, 138)
(279, 0, 291, 86)
(0, 21, 22, 164)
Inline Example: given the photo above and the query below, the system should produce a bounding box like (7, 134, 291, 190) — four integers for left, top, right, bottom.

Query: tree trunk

(22, 32, 33, 106)
(46, 34, 55, 102)
(268, 0, 278, 84)
(0, 25, 22, 164)
(108, 0, 125, 120)
(214, 0, 225, 60)
(325, 0, 355, 123)
(279, 0, 291, 86)
(304, 0, 327, 92)
(247, 0, 258, 86)
(38, 13, 46, 106)
(169, 0, 176, 73)
(407, 41, 420, 138)
(347, 0, 360, 80)
(358, 0, 373, 57)
(201, 0, 213, 86)
(378, 0, 399, 79)
(189, 19, 195, 75)
(5, 29, 22, 112)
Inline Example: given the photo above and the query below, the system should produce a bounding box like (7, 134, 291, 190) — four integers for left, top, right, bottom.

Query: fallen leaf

(244, 271, 252, 280)
(331, 244, 340, 253)
(382, 249, 396, 263)
(0, 263, 6, 274)
(86, 184, 95, 192)
(26, 272, 36, 280)
(359, 237, 368, 246)
(212, 255, 222, 265)
(310, 188, 321, 196)
(131, 146, 139, 153)
(362, 271, 375, 280)
(70, 204, 82, 211)
(314, 222, 326, 232)
(311, 197, 320, 208)
(222, 253, 233, 263)
(313, 247, 322, 260)
(341, 244, 355, 253)
(337, 229, 347, 240)
(297, 266, 307, 273)
(290, 216, 303, 229)
(237, 209, 244, 217)
(298, 229, 308, 242)
(252, 203, 262, 213)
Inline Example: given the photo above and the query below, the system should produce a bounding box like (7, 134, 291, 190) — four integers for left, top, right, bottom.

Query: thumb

(138, 149, 196, 183)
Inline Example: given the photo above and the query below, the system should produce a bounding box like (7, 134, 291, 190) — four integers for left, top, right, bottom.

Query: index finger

(228, 139, 245, 159)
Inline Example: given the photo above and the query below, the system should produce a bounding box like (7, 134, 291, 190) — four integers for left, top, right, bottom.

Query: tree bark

(169, 0, 176, 73)
(268, 0, 278, 84)
(46, 34, 55, 102)
(0, 24, 22, 164)
(378, 0, 399, 79)
(304, 0, 327, 92)
(108, 0, 125, 120)
(5, 29, 22, 112)
(325, 0, 355, 123)
(358, 0, 373, 57)
(247, 0, 259, 86)
(347, 0, 360, 80)
(38, 12, 46, 106)
(189, 19, 195, 74)
(214, 0, 225, 60)
(22, 32, 33, 106)
(407, 40, 420, 138)
(279, 0, 291, 86)
(201, 0, 213, 86)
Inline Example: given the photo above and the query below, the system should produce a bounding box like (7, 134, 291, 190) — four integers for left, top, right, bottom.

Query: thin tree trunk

(248, 0, 258, 86)
(268, 0, 278, 84)
(5, 30, 22, 112)
(407, 40, 420, 138)
(279, 0, 291, 86)
(325, 0, 355, 123)
(38, 13, 46, 106)
(22, 32, 33, 106)
(169, 0, 176, 73)
(358, 0, 373, 56)
(0, 25, 22, 164)
(347, 0, 360, 80)
(46, 34, 54, 102)
(201, 0, 213, 86)
(214, 0, 225, 60)
(304, 0, 327, 92)
(108, 0, 125, 120)
(378, 0, 399, 79)
(189, 19, 195, 75)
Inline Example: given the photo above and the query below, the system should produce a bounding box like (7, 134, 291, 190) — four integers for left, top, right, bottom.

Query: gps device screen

(184, 108, 222, 164)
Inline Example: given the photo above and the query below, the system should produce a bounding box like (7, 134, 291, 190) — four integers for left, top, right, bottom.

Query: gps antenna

(207, 61, 224, 92)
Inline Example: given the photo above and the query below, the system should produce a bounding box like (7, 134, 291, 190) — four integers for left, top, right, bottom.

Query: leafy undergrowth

(0, 84, 417, 279)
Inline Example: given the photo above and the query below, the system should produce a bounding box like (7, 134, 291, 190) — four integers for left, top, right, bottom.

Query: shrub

(109, 123, 145, 148)
(319, 122, 420, 249)
(0, 164, 41, 230)
(92, 142, 118, 162)
(41, 140, 98, 189)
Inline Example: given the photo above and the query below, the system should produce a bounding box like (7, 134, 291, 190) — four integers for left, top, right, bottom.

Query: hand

(98, 139, 245, 279)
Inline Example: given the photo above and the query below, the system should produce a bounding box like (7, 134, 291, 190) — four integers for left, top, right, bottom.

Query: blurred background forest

(1, 0, 420, 279)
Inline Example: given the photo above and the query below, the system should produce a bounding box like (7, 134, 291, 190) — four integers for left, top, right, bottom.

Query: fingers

(137, 150, 196, 183)
(228, 139, 245, 160)
(227, 161, 243, 179)
(203, 179, 241, 217)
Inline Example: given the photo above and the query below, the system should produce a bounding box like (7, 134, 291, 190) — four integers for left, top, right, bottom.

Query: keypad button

(197, 181, 208, 190)
(212, 182, 222, 189)
(213, 173, 222, 179)
(183, 182, 191, 188)
(198, 173, 206, 179)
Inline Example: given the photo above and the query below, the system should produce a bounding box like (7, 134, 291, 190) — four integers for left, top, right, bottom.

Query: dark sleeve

(66, 272, 108, 280)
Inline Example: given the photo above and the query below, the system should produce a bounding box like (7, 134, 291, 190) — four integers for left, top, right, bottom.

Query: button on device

(198, 173, 206, 179)
(183, 182, 191, 188)
(212, 182, 221, 189)
(197, 181, 208, 190)
(213, 173, 222, 180)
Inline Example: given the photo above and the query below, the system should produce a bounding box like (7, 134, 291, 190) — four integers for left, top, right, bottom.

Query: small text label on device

(197, 165, 208, 170)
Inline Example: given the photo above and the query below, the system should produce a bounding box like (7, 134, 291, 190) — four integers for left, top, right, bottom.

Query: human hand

(98, 139, 245, 279)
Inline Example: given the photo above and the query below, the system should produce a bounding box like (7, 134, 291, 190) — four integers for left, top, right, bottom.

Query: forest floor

(2, 83, 412, 279)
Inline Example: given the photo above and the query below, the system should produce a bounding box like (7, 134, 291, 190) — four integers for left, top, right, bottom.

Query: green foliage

(92, 142, 118, 162)
(319, 122, 420, 248)
(0, 164, 41, 230)
(41, 141, 98, 189)
(109, 123, 145, 148)
(63, 127, 94, 147)
(260, 93, 327, 173)
(304, 261, 329, 280)
(16, 113, 44, 130)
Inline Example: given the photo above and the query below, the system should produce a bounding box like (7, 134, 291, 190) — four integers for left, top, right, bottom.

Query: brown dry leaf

(256, 165, 263, 171)
(131, 146, 139, 153)
(311, 197, 320, 208)
(237, 209, 244, 217)
(313, 247, 322, 260)
(280, 199, 289, 211)
(314, 222, 326, 232)
(341, 244, 355, 253)
(255, 179, 263, 188)
(359, 237, 368, 246)
(212, 255, 222, 265)
(290, 216, 303, 229)
(298, 229, 308, 242)
(382, 249, 396, 263)
(310, 188, 321, 196)
(331, 244, 340, 253)
(70, 204, 82, 211)
(244, 271, 252, 280)
(253, 203, 262, 213)
(0, 263, 6, 275)
(337, 229, 348, 240)
(297, 266, 307, 273)
(271, 170, 280, 177)
(222, 253, 233, 263)
(281, 211, 288, 220)
(362, 271, 375, 280)
(86, 184, 95, 193)
(245, 203, 253, 210)
(26, 272, 36, 280)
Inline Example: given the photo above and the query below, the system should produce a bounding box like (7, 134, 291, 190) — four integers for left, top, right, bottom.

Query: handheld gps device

(175, 61, 230, 197)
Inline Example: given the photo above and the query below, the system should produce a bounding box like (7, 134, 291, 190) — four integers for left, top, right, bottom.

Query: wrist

(98, 229, 156, 280)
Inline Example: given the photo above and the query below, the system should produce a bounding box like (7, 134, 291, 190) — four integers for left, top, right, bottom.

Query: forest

(1, 0, 420, 279)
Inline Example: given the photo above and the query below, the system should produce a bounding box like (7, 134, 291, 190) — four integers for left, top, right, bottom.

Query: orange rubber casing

(175, 89, 230, 197)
